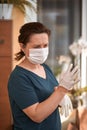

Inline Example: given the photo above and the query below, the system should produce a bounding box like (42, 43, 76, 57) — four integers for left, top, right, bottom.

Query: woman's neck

(19, 58, 41, 70)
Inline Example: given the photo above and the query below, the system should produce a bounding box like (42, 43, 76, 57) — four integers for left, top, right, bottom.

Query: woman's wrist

(57, 85, 69, 94)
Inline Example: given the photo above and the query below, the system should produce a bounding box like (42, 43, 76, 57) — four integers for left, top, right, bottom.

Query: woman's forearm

(23, 86, 68, 123)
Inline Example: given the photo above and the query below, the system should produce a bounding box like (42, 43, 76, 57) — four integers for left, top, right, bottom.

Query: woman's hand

(59, 94, 73, 117)
(59, 64, 80, 90)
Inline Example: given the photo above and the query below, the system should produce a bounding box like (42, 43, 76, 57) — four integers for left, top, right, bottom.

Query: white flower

(69, 37, 87, 56)
(58, 55, 71, 65)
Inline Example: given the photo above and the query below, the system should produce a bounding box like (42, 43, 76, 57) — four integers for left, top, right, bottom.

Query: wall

(0, 20, 12, 130)
(11, 1, 37, 68)
(11, 7, 24, 68)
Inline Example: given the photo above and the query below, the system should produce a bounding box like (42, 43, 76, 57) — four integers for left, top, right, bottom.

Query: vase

(0, 4, 13, 19)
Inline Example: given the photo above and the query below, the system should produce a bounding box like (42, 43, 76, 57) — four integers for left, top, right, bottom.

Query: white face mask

(28, 47, 49, 64)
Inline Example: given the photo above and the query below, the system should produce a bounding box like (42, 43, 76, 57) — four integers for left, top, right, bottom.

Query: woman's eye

(33, 45, 40, 48)
(44, 44, 48, 48)
(34, 46, 40, 48)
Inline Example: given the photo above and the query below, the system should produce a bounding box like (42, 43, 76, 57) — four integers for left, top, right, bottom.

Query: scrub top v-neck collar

(16, 64, 47, 80)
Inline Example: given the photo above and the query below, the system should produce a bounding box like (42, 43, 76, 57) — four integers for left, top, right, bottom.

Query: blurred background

(0, 0, 87, 130)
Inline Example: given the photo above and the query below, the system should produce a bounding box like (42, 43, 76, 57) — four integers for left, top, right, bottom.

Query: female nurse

(8, 22, 80, 130)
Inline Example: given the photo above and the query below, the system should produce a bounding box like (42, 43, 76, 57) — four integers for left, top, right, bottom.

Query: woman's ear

(19, 43, 25, 52)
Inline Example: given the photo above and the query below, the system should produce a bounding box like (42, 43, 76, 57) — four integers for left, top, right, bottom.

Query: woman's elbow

(30, 116, 44, 123)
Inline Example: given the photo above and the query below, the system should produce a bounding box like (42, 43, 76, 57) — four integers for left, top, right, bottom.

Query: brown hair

(15, 22, 51, 61)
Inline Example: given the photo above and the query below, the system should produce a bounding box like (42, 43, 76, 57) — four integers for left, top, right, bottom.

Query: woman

(8, 22, 79, 130)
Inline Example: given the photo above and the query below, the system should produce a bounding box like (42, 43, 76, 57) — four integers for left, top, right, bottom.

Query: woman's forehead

(29, 33, 49, 43)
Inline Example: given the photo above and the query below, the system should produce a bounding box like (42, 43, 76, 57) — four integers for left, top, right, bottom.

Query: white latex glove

(59, 64, 80, 90)
(59, 95, 73, 117)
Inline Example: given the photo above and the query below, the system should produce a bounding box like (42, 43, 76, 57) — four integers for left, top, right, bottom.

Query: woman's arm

(23, 86, 68, 123)
(23, 64, 80, 123)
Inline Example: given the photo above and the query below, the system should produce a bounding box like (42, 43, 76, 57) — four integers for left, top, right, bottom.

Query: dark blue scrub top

(8, 64, 61, 130)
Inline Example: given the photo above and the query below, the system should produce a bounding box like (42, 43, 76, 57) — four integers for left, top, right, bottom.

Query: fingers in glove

(65, 105, 69, 117)
(72, 68, 80, 86)
(72, 69, 80, 80)
(69, 103, 73, 111)
(67, 64, 73, 72)
(60, 107, 64, 115)
(71, 65, 79, 76)
(74, 76, 81, 84)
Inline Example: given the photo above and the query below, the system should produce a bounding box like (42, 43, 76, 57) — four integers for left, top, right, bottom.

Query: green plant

(70, 86, 87, 97)
(0, 0, 36, 15)
(68, 87, 87, 108)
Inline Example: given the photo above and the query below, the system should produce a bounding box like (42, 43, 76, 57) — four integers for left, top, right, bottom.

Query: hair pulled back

(15, 22, 51, 61)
